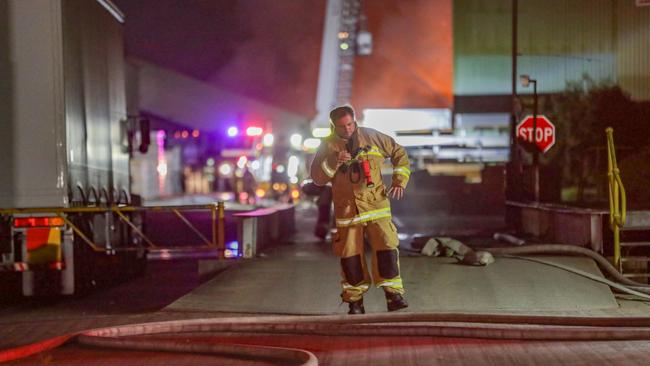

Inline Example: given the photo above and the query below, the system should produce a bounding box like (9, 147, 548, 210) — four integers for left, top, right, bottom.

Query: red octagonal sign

(516, 115, 556, 153)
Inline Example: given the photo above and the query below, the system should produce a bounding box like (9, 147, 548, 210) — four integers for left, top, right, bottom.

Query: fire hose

(7, 242, 650, 364)
(487, 244, 650, 291)
(420, 236, 650, 296)
(10, 312, 650, 365)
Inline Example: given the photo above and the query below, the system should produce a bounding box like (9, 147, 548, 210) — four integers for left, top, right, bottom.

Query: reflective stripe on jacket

(310, 127, 411, 227)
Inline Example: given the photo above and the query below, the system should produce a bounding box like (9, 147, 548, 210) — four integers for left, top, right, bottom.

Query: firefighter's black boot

(385, 292, 408, 312)
(348, 299, 365, 315)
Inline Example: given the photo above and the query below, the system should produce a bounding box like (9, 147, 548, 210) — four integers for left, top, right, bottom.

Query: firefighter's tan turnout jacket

(310, 127, 411, 227)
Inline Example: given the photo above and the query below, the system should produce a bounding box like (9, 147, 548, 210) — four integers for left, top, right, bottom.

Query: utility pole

(520, 74, 539, 202)
(532, 79, 539, 202)
(508, 0, 519, 200)
(510, 0, 518, 162)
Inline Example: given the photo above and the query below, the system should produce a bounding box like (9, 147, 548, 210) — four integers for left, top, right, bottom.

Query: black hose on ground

(498, 254, 650, 299)
(421, 236, 650, 296)
(485, 244, 650, 289)
(493, 232, 525, 246)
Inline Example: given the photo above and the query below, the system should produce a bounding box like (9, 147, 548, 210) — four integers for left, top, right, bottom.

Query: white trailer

(0, 0, 147, 295)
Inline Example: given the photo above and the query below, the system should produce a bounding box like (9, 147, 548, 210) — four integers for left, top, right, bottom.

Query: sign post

(516, 115, 555, 201)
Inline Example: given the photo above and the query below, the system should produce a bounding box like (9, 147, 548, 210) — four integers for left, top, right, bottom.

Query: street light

(520, 74, 540, 202)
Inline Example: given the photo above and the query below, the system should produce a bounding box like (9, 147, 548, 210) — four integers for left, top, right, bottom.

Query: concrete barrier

(506, 201, 608, 252)
(234, 204, 295, 258)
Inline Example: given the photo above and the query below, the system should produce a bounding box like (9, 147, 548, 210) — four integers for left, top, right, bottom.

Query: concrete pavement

(165, 255, 618, 314)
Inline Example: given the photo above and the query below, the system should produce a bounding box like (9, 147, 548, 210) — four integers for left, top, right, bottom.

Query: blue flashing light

(227, 126, 238, 137)
(224, 241, 241, 258)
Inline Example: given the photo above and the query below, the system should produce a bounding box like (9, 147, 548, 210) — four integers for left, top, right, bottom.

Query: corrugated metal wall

(454, 0, 650, 100)
(453, 0, 512, 95)
(616, 1, 650, 101)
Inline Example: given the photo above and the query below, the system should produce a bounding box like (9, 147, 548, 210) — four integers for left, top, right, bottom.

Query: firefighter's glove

(337, 151, 352, 168)
(387, 184, 404, 200)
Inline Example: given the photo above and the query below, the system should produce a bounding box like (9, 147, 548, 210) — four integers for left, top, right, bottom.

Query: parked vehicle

(0, 0, 147, 296)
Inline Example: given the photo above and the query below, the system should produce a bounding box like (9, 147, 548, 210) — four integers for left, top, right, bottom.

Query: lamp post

(507, 0, 518, 202)
(520, 74, 540, 202)
(510, 0, 518, 163)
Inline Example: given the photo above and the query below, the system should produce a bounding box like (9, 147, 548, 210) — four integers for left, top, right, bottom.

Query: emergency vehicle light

(13, 217, 65, 228)
(224, 241, 241, 258)
(227, 126, 239, 137)
(246, 127, 263, 136)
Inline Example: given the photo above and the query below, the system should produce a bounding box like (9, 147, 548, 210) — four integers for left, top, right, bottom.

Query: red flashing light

(14, 217, 65, 228)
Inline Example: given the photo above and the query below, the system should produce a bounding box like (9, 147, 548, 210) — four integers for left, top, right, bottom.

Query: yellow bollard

(606, 127, 626, 270)
(218, 202, 225, 259)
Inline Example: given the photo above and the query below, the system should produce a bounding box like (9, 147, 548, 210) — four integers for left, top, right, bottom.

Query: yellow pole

(614, 225, 621, 271)
(211, 204, 217, 248)
(57, 214, 103, 252)
(172, 209, 212, 246)
(218, 202, 225, 259)
(606, 127, 626, 270)
(114, 209, 158, 248)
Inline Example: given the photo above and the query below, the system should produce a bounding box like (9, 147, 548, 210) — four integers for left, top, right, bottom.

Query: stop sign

(516, 115, 556, 153)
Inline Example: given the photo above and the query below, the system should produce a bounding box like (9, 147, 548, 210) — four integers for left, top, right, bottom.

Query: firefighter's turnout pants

(333, 217, 403, 302)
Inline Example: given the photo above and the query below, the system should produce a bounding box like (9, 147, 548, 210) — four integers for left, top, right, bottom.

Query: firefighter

(310, 105, 411, 314)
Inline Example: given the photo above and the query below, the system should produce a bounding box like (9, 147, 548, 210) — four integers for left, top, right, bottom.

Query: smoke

(114, 0, 452, 119)
(352, 0, 453, 114)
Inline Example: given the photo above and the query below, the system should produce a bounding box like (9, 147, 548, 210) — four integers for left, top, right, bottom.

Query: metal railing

(0, 202, 226, 258)
(606, 127, 627, 269)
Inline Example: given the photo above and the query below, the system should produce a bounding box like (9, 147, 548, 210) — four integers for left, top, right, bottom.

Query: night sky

(113, 0, 453, 119)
